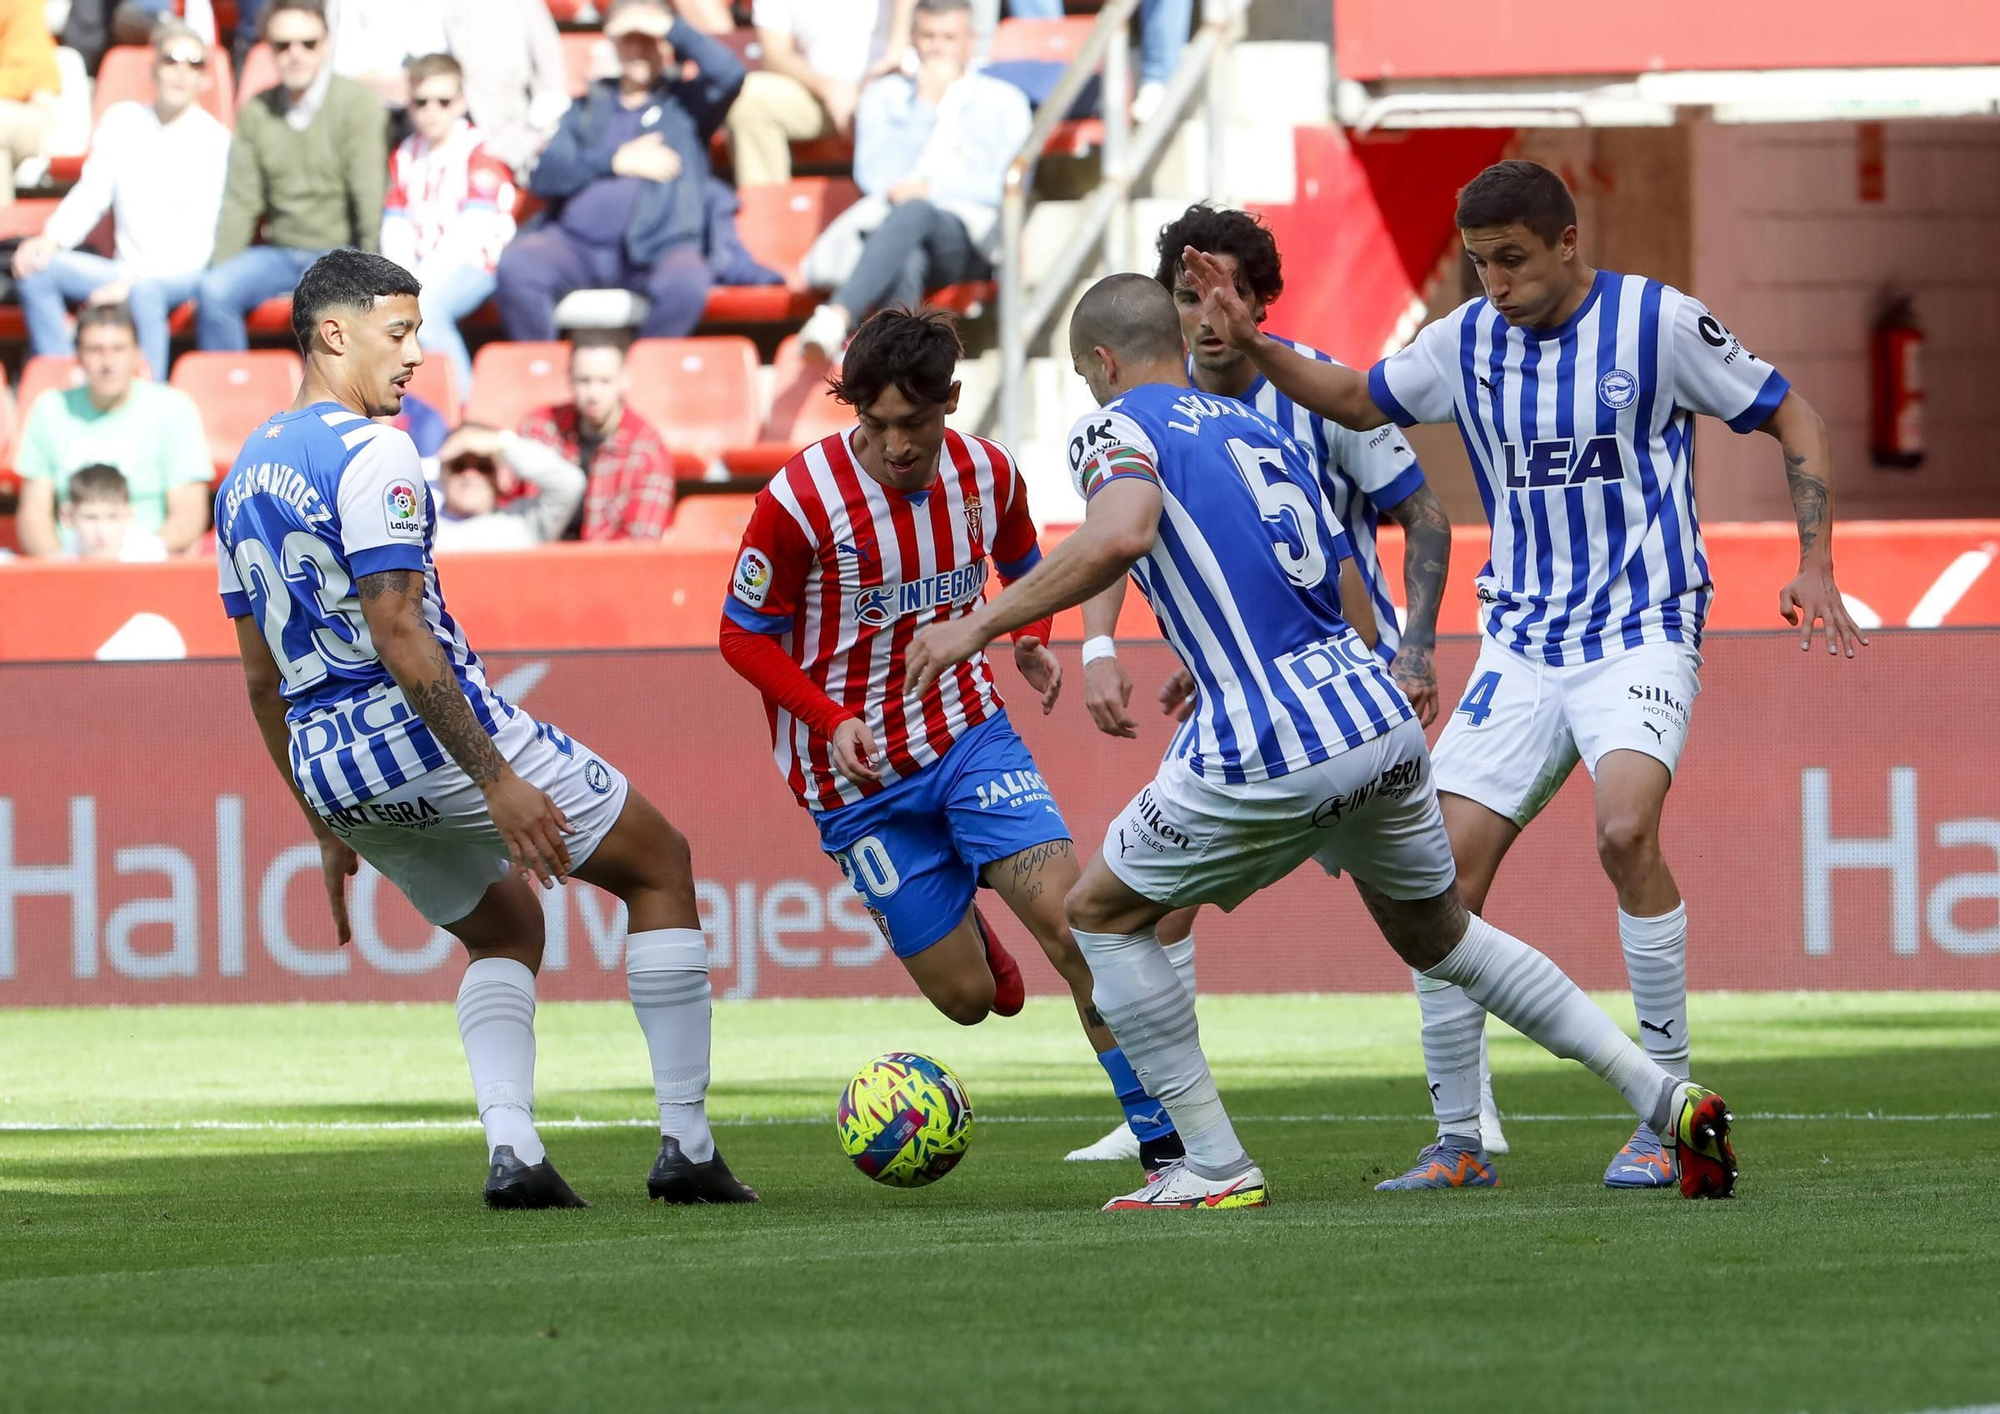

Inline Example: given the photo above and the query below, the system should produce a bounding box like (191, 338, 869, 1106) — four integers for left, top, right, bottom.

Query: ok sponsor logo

(1499, 436, 1625, 491)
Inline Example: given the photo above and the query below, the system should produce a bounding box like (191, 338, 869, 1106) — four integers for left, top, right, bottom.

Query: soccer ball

(836, 1052, 975, 1187)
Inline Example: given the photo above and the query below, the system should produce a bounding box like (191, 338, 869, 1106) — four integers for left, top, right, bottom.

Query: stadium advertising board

(4, 635, 1998, 1006)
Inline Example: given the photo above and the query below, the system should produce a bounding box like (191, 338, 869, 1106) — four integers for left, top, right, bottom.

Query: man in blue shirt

(494, 0, 744, 341)
(795, 0, 1030, 357)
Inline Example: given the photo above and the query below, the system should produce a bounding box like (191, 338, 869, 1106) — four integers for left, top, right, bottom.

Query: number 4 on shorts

(1455, 671, 1501, 727)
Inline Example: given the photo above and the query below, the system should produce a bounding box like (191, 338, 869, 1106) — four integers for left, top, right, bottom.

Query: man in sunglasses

(13, 19, 231, 381)
(196, 0, 389, 352)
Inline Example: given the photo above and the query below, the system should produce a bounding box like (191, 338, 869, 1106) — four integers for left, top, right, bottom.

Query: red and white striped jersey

(382, 120, 517, 275)
(724, 427, 1046, 811)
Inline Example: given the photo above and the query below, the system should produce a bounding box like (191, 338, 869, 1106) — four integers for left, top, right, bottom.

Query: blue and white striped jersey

(1066, 382, 1415, 785)
(1368, 270, 1789, 665)
(215, 401, 521, 814)
(1234, 338, 1426, 658)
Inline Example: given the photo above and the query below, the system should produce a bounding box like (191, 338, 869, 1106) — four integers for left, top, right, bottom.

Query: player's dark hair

(1071, 272, 1184, 365)
(66, 463, 130, 505)
(261, 0, 327, 34)
(1455, 159, 1577, 246)
(291, 248, 422, 356)
(830, 307, 961, 412)
(1153, 202, 1283, 306)
(75, 302, 138, 342)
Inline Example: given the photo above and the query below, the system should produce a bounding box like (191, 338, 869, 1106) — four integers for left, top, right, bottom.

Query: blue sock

(1098, 1045, 1177, 1142)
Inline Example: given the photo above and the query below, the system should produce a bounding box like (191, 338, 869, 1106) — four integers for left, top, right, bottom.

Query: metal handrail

(993, 0, 1245, 449)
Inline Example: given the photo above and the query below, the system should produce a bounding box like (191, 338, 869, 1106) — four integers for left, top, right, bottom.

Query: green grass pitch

(4, 992, 1998, 1414)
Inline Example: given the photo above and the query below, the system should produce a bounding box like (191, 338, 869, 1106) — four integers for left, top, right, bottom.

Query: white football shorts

(315, 713, 632, 925)
(1101, 718, 1457, 911)
(1430, 637, 1703, 828)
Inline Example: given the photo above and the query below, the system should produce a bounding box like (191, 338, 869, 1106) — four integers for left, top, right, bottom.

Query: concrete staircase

(968, 39, 1333, 523)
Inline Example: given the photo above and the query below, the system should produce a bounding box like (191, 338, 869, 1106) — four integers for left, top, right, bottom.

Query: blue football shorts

(814, 712, 1071, 958)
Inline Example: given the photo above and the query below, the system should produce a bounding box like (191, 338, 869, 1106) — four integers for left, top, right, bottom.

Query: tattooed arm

(1380, 482, 1451, 725)
(356, 569, 574, 884)
(1758, 391, 1868, 658)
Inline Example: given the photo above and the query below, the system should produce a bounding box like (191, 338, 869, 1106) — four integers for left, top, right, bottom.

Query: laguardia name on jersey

(1066, 384, 1414, 786)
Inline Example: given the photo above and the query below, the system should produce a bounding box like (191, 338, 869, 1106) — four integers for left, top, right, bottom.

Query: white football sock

(1074, 926, 1250, 1179)
(1163, 933, 1196, 998)
(1412, 970, 1483, 1144)
(456, 956, 545, 1164)
(1620, 902, 1690, 1083)
(1425, 914, 1675, 1131)
(627, 927, 715, 1162)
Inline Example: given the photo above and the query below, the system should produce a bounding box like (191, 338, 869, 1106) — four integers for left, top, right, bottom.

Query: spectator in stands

(727, 0, 912, 186)
(328, 0, 569, 177)
(796, 0, 1027, 358)
(428, 422, 588, 551)
(13, 22, 232, 382)
(14, 305, 212, 557)
(59, 462, 168, 562)
(195, 0, 388, 351)
(494, 0, 743, 344)
(0, 0, 59, 207)
(516, 338, 677, 541)
(381, 53, 516, 398)
(1003, 0, 1189, 121)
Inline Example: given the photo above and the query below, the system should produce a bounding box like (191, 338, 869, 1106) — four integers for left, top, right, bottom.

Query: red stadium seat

(622, 336, 760, 461)
(702, 178, 860, 323)
(662, 492, 756, 550)
(15, 355, 86, 425)
(405, 356, 461, 426)
(0, 198, 60, 242)
(721, 335, 849, 477)
(988, 16, 1095, 64)
(543, 0, 586, 19)
(562, 32, 613, 98)
(93, 45, 234, 127)
(169, 350, 305, 473)
(235, 43, 277, 110)
(465, 341, 571, 431)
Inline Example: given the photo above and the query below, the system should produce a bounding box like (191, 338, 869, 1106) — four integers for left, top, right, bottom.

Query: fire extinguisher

(1871, 296, 1924, 470)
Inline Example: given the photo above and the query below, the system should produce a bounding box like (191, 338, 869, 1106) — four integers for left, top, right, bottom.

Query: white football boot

(1064, 1122, 1141, 1163)
(1101, 1160, 1269, 1211)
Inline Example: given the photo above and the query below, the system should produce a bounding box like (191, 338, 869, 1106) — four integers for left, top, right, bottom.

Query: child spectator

(13, 304, 212, 556)
(381, 53, 517, 397)
(59, 462, 168, 561)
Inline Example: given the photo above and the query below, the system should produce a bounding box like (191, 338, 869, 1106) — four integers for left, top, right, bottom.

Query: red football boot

(974, 907, 1025, 1016)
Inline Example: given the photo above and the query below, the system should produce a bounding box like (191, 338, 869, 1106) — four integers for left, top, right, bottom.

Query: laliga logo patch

(733, 548, 773, 607)
(383, 480, 423, 538)
(1597, 368, 1638, 410)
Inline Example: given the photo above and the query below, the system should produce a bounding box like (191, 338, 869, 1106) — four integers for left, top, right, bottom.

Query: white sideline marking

(2, 1110, 1993, 1135)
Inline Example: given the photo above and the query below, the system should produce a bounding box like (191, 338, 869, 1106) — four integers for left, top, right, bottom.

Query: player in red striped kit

(718, 308, 1183, 1173)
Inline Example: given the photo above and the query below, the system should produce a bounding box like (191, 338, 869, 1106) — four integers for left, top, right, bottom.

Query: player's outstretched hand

(484, 770, 573, 888)
(1778, 563, 1869, 658)
(1084, 653, 1137, 738)
(1158, 666, 1199, 723)
(1182, 246, 1260, 351)
(905, 619, 988, 699)
(318, 835, 358, 945)
(1014, 635, 1063, 714)
(1390, 644, 1439, 726)
(831, 716, 883, 785)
